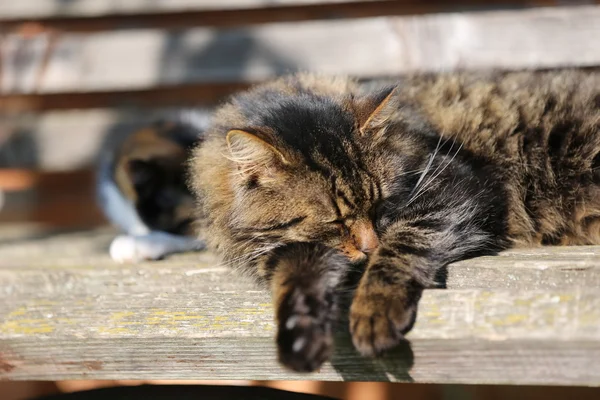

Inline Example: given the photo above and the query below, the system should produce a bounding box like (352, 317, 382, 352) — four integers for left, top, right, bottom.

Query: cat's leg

(349, 209, 504, 356)
(109, 231, 205, 263)
(265, 243, 348, 372)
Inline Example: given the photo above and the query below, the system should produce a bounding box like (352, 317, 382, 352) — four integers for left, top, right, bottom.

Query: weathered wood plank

(2, 6, 599, 96)
(0, 82, 247, 112)
(448, 246, 600, 289)
(0, 0, 389, 19)
(2, 1, 590, 34)
(1, 230, 600, 383)
(3, 0, 585, 20)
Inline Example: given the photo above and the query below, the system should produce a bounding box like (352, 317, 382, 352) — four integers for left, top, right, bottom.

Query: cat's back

(399, 70, 600, 245)
(401, 70, 599, 164)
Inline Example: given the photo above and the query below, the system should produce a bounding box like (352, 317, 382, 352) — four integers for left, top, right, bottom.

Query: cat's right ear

(226, 129, 289, 179)
(357, 86, 399, 135)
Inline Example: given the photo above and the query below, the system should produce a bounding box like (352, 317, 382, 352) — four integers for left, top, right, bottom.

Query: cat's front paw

(349, 282, 419, 356)
(276, 288, 334, 373)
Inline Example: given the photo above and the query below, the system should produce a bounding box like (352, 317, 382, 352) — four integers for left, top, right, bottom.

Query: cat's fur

(98, 116, 207, 263)
(189, 70, 600, 372)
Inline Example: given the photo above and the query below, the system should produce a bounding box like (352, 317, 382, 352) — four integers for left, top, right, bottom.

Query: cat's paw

(276, 288, 334, 373)
(349, 283, 418, 357)
(109, 233, 203, 263)
(110, 235, 149, 263)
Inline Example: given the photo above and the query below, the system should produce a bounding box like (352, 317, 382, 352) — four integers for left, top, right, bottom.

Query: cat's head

(194, 74, 410, 262)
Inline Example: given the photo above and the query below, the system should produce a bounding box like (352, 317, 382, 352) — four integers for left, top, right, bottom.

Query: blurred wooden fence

(1, 0, 599, 227)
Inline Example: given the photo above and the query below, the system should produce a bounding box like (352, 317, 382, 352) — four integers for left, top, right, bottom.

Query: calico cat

(189, 70, 600, 372)
(97, 114, 208, 263)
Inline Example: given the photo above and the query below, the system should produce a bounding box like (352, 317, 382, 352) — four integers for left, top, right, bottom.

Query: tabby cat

(190, 70, 599, 372)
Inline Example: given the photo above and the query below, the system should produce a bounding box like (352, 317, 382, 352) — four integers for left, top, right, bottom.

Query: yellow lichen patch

(558, 294, 574, 302)
(514, 298, 534, 307)
(233, 307, 270, 316)
(144, 310, 206, 327)
(173, 314, 205, 321)
(110, 311, 135, 320)
(97, 326, 135, 335)
(422, 302, 442, 318)
(105, 311, 141, 327)
(489, 314, 527, 326)
(0, 319, 54, 335)
(7, 307, 28, 317)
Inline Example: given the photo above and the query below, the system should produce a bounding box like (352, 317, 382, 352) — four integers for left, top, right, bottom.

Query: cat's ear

(357, 86, 399, 135)
(226, 129, 289, 178)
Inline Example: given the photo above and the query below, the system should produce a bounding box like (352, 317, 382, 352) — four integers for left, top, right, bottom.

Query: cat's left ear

(226, 129, 289, 179)
(356, 86, 399, 135)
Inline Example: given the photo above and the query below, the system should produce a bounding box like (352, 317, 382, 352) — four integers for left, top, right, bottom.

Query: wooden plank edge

(1, 0, 584, 28)
(4, 67, 600, 113)
(0, 82, 250, 112)
(0, 1, 544, 33)
(1, 288, 600, 384)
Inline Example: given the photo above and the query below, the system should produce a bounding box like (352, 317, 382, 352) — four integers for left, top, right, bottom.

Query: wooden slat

(1, 230, 600, 383)
(0, 0, 581, 20)
(0, 0, 389, 19)
(0, 83, 246, 112)
(0, 169, 105, 228)
(1, 1, 591, 34)
(1, 5, 599, 101)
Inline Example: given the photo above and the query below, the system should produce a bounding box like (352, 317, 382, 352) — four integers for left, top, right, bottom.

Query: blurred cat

(97, 112, 209, 263)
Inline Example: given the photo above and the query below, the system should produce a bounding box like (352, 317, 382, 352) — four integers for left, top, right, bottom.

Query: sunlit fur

(189, 70, 600, 371)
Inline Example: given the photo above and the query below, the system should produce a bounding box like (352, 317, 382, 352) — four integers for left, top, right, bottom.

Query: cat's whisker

(405, 141, 463, 207)
(405, 135, 445, 204)
(414, 138, 457, 194)
(407, 137, 456, 205)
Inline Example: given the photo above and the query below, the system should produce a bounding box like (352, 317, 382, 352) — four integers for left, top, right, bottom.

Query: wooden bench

(1, 0, 600, 386)
(1, 228, 600, 384)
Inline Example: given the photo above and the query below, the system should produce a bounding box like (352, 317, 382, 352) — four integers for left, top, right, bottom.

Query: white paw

(109, 233, 204, 264)
(109, 235, 149, 263)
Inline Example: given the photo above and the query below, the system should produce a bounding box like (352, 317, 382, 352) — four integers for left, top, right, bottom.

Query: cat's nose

(350, 219, 379, 253)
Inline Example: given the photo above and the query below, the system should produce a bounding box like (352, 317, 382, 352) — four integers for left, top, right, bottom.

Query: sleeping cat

(189, 70, 600, 372)
(97, 114, 208, 263)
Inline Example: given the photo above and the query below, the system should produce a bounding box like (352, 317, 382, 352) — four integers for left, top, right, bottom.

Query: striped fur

(190, 71, 600, 370)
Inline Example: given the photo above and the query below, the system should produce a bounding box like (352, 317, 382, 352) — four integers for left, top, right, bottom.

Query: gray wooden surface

(3, 6, 600, 94)
(1, 228, 600, 384)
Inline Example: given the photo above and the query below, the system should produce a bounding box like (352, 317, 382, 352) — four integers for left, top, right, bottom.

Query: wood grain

(1, 230, 600, 383)
(2, 6, 599, 97)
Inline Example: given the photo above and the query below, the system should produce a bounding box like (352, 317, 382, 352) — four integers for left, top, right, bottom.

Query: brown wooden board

(1, 229, 600, 384)
(1, 0, 588, 20)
